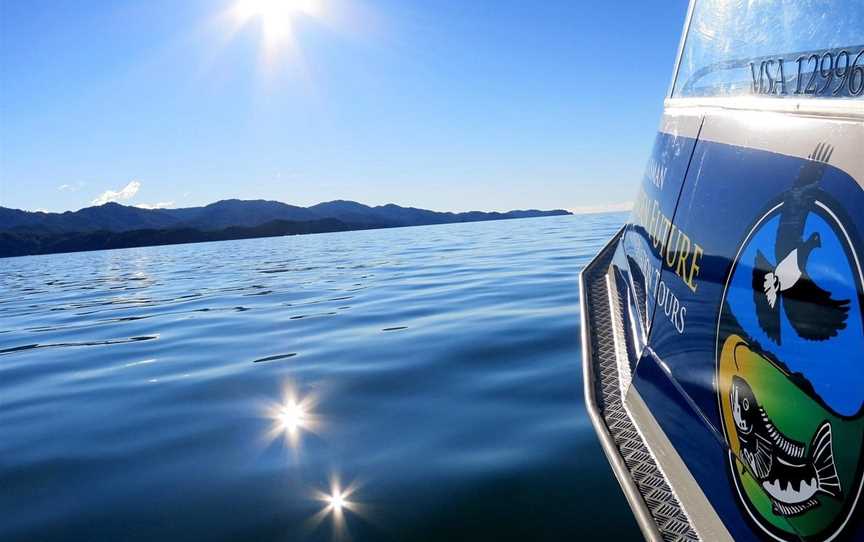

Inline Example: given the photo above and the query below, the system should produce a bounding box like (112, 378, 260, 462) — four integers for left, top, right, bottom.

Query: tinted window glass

(673, 0, 864, 99)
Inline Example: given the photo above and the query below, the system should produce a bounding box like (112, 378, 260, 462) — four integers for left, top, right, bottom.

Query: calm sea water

(0, 213, 640, 541)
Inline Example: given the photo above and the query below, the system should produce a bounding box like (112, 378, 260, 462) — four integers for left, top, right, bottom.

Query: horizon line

(1, 197, 621, 216)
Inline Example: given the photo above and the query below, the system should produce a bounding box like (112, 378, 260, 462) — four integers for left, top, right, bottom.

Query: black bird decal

(752, 143, 850, 344)
(730, 376, 842, 517)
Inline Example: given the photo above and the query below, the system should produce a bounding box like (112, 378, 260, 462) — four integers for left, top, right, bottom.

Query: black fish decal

(730, 376, 842, 517)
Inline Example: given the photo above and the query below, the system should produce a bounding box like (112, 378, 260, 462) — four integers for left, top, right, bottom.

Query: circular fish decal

(716, 143, 864, 541)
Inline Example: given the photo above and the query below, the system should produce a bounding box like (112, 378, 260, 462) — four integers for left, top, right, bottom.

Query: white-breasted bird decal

(752, 143, 850, 344)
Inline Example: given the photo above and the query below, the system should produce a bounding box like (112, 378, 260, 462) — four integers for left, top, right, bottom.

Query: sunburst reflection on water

(0, 215, 640, 541)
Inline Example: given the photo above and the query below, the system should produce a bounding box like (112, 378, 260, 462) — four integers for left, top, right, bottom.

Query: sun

(233, 0, 320, 46)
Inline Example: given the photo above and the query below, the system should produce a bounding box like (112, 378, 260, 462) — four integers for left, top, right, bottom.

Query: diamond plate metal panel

(583, 254, 700, 542)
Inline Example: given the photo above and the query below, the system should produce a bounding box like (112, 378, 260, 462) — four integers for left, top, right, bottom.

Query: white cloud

(569, 201, 633, 215)
(58, 181, 85, 192)
(92, 180, 141, 206)
(135, 201, 175, 210)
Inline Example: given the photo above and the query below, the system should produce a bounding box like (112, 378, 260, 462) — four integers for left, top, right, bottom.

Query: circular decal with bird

(716, 143, 864, 541)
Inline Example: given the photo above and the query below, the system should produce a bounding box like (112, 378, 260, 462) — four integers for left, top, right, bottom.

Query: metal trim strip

(580, 227, 663, 542)
(665, 96, 864, 120)
(667, 0, 698, 99)
(625, 387, 733, 542)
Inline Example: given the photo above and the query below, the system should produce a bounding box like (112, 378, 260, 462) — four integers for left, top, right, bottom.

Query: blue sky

(1, 0, 687, 213)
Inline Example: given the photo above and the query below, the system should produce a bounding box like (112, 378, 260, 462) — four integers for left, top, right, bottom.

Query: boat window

(672, 0, 864, 99)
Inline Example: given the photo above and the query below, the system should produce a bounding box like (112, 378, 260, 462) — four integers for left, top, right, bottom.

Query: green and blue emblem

(716, 143, 864, 541)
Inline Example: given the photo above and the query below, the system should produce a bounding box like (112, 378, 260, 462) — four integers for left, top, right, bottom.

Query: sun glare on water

(263, 383, 322, 453)
(308, 475, 368, 540)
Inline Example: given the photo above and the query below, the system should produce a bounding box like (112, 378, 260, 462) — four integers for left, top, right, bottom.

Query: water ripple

(0, 214, 638, 542)
(252, 353, 298, 363)
(0, 335, 159, 355)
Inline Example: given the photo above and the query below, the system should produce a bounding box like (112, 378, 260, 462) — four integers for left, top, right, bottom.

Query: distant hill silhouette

(0, 199, 570, 257)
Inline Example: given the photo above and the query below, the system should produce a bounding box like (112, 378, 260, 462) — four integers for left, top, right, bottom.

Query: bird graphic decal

(752, 143, 850, 344)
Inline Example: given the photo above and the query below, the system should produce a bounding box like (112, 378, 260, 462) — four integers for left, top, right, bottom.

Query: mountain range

(0, 199, 570, 257)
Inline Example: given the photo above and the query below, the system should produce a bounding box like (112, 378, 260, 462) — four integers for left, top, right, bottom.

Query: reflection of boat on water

(580, 1, 864, 540)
